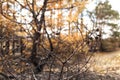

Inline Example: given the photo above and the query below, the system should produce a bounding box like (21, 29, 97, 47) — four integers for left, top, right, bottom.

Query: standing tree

(88, 0, 119, 51)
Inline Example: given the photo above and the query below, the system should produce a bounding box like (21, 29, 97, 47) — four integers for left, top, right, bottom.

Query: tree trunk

(30, 0, 49, 72)
(5, 40, 9, 54)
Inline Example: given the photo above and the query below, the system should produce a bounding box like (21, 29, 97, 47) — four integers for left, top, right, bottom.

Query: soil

(87, 49, 120, 80)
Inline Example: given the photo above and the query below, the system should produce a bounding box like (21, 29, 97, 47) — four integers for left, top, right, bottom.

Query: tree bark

(30, 0, 48, 70)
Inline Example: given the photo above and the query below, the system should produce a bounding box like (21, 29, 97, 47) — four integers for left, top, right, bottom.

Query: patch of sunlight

(90, 50, 120, 74)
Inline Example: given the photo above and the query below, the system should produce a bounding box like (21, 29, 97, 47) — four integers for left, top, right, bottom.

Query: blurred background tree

(88, 0, 120, 52)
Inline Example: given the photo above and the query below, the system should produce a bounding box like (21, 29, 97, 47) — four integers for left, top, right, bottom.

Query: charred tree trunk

(20, 38, 24, 55)
(30, 0, 49, 73)
(0, 41, 3, 55)
(5, 40, 9, 54)
(12, 38, 15, 54)
(31, 32, 41, 66)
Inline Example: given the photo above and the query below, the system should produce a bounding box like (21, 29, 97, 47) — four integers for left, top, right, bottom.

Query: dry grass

(89, 49, 120, 75)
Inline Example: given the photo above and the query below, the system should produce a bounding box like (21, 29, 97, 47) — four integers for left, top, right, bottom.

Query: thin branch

(46, 5, 74, 11)
(25, 0, 33, 12)
(1, 13, 31, 24)
(43, 22, 54, 52)
(15, 0, 31, 12)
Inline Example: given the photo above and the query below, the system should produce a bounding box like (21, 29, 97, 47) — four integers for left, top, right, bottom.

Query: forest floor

(87, 48, 120, 80)
(1, 49, 120, 80)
